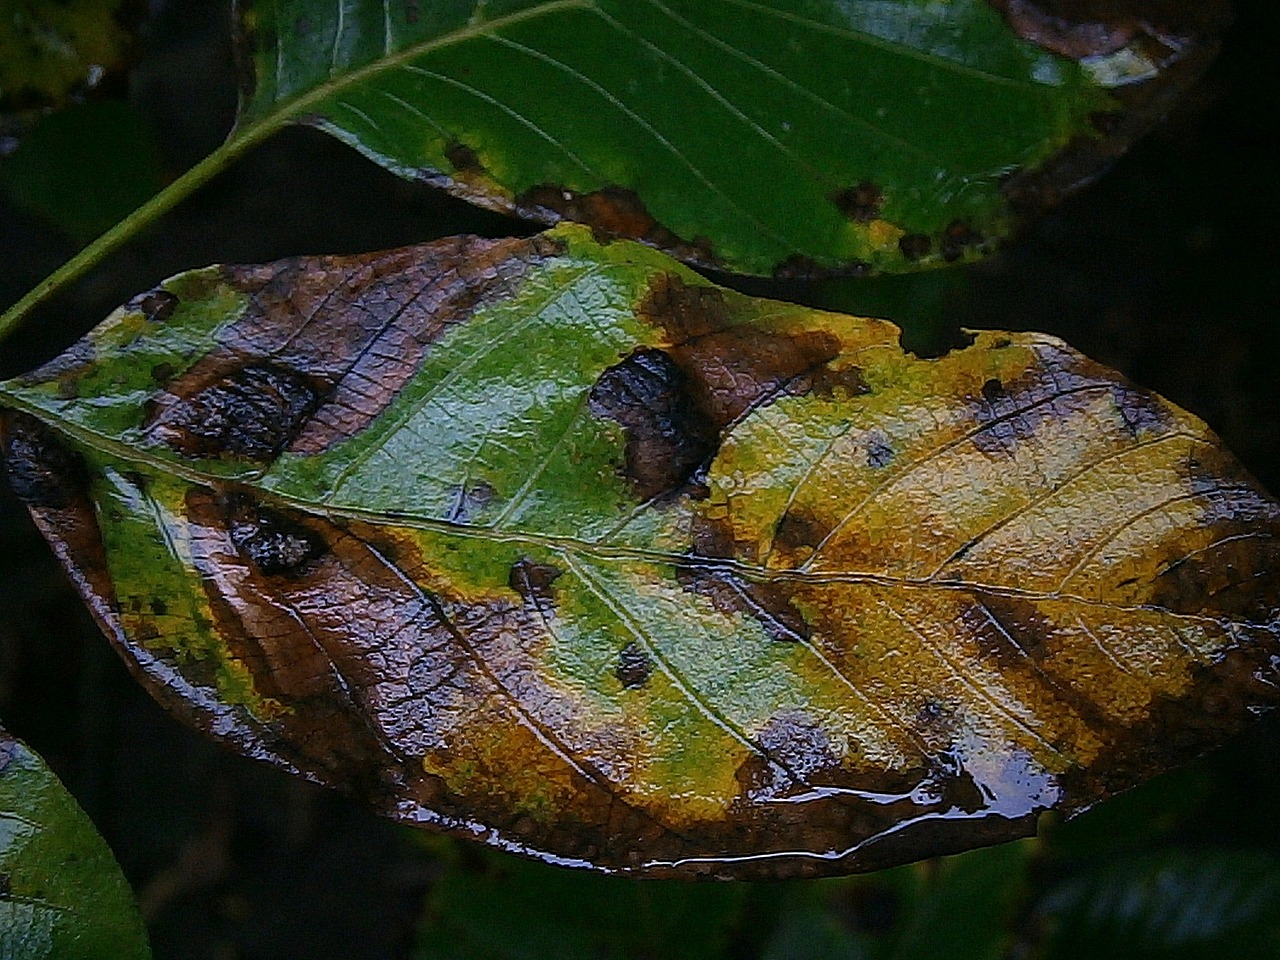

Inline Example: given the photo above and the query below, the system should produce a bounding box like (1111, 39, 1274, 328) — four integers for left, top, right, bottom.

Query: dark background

(2, 1, 1279, 957)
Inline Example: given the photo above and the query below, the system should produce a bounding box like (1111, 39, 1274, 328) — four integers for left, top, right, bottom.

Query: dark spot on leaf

(147, 363, 325, 461)
(150, 598, 168, 616)
(134, 289, 179, 324)
(992, 337, 1012, 349)
(615, 642, 653, 689)
(0, 872, 10, 899)
(941, 221, 983, 262)
(831, 181, 884, 222)
(589, 348, 719, 502)
(866, 433, 895, 469)
(446, 480, 496, 523)
(444, 141, 482, 174)
(0, 412, 89, 510)
(515, 185, 718, 268)
(678, 560, 811, 644)
(898, 233, 932, 261)
(900, 327, 975, 360)
(151, 361, 175, 383)
(224, 496, 326, 576)
(509, 559, 562, 604)
(981, 378, 1006, 403)
(773, 509, 826, 553)
(1112, 383, 1172, 437)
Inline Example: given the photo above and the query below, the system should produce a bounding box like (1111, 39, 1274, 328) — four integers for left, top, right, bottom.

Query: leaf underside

(0, 727, 151, 960)
(2, 225, 1278, 879)
(235, 0, 1228, 276)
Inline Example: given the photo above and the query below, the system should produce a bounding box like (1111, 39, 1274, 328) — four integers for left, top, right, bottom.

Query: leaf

(0, 725, 151, 959)
(232, 0, 1228, 276)
(2, 224, 1278, 879)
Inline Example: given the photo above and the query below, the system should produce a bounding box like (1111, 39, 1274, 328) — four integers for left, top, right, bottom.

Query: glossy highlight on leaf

(2, 224, 1278, 879)
(232, 0, 1228, 276)
(0, 726, 151, 960)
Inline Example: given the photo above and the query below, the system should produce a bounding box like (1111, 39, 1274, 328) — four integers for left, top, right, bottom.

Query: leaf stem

(0, 120, 282, 350)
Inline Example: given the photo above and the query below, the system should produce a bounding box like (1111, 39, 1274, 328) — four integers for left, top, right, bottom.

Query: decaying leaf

(1, 225, 1277, 879)
(232, 0, 1229, 276)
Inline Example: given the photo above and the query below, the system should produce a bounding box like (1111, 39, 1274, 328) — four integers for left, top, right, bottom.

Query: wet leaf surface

(0, 725, 151, 959)
(233, 0, 1228, 277)
(2, 224, 1278, 879)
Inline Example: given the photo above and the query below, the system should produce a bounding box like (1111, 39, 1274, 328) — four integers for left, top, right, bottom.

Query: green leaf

(232, 0, 1227, 276)
(2, 225, 1277, 879)
(0, 726, 151, 960)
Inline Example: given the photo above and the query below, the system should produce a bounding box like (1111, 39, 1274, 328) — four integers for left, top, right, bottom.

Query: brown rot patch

(509, 559, 563, 605)
(1, 412, 89, 510)
(444, 141, 483, 174)
(773, 508, 826, 555)
(515, 184, 718, 268)
(638, 273, 868, 429)
(831, 182, 883, 223)
(615, 642, 653, 689)
(223, 495, 327, 576)
(146, 363, 325, 461)
(898, 234, 932, 262)
(589, 348, 719, 502)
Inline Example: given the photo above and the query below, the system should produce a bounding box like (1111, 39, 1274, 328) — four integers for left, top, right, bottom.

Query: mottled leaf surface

(234, 0, 1227, 276)
(0, 726, 151, 959)
(2, 225, 1278, 878)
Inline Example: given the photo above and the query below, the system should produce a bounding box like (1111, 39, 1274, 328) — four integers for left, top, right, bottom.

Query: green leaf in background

(1032, 848, 1280, 959)
(0, 725, 151, 960)
(3, 225, 1278, 879)
(0, 100, 167, 246)
(232, 0, 1228, 276)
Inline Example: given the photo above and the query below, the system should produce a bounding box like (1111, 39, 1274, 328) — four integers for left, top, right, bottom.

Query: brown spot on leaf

(515, 185, 719, 269)
(898, 234, 932, 262)
(941, 221, 983, 262)
(638, 273, 868, 431)
(135, 289, 179, 324)
(444, 141, 483, 174)
(509, 559, 562, 604)
(1, 413, 89, 510)
(615, 642, 653, 689)
(831, 182, 883, 222)
(147, 363, 325, 461)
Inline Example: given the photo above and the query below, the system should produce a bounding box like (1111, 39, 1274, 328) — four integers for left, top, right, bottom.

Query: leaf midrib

(0, 386, 1260, 633)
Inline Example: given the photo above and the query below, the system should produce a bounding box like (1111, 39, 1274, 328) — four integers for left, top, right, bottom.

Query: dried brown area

(590, 274, 868, 501)
(831, 182, 884, 223)
(515, 185, 719, 270)
(146, 235, 557, 460)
